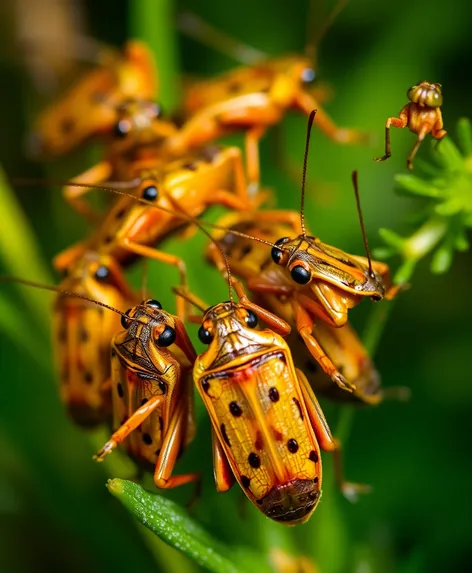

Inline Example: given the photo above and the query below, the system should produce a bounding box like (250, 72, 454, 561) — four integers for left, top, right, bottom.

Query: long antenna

(0, 276, 148, 325)
(351, 171, 374, 279)
(177, 11, 266, 65)
(305, 0, 349, 64)
(11, 177, 290, 255)
(300, 109, 317, 238)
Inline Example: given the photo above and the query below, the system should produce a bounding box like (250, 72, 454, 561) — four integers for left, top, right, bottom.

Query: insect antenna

(305, 0, 349, 64)
(0, 276, 148, 326)
(11, 178, 291, 260)
(300, 109, 317, 238)
(351, 170, 375, 279)
(177, 10, 266, 65)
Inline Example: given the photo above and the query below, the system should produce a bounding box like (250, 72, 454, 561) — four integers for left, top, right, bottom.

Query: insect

(203, 111, 400, 395)
(53, 252, 140, 427)
(187, 276, 368, 525)
(28, 40, 159, 158)
(205, 211, 382, 405)
(167, 4, 366, 190)
(49, 144, 255, 309)
(94, 297, 199, 491)
(2, 275, 199, 491)
(374, 81, 447, 170)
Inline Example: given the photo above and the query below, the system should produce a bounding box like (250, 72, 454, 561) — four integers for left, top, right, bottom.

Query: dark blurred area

(0, 1, 471, 572)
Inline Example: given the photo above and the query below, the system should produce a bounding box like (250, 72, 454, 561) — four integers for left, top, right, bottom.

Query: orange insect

(206, 211, 382, 405)
(93, 297, 199, 491)
(167, 5, 366, 190)
(204, 111, 400, 396)
(4, 254, 139, 427)
(29, 40, 160, 158)
(187, 277, 367, 524)
(374, 81, 447, 170)
(50, 145, 256, 308)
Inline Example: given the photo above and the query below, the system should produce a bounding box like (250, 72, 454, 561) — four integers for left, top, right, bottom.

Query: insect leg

(374, 106, 409, 162)
(295, 91, 367, 144)
(432, 110, 447, 142)
(293, 299, 355, 392)
(212, 428, 235, 492)
(153, 399, 200, 490)
(244, 126, 266, 194)
(297, 369, 371, 501)
(117, 239, 188, 317)
(233, 279, 291, 335)
(94, 394, 165, 461)
(63, 161, 113, 223)
(406, 125, 429, 171)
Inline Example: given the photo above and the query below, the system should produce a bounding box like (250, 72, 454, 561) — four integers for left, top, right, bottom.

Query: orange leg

(293, 299, 354, 393)
(63, 161, 113, 223)
(298, 369, 371, 500)
(212, 428, 235, 492)
(374, 106, 409, 162)
(94, 394, 164, 460)
(153, 399, 200, 490)
(117, 238, 187, 318)
(53, 240, 87, 272)
(295, 92, 367, 144)
(244, 126, 266, 195)
(233, 279, 291, 335)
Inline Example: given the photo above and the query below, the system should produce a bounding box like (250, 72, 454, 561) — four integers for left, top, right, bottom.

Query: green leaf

(378, 228, 404, 251)
(430, 245, 453, 274)
(394, 174, 444, 198)
(107, 479, 271, 573)
(433, 136, 465, 171)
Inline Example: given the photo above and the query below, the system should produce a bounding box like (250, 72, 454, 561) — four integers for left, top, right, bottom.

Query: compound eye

(156, 325, 176, 347)
(290, 265, 311, 285)
(94, 265, 110, 281)
(145, 299, 162, 309)
(198, 325, 214, 344)
(371, 294, 383, 302)
(142, 185, 158, 201)
(114, 119, 131, 138)
(426, 90, 443, 107)
(271, 246, 284, 264)
(271, 237, 290, 264)
(245, 310, 258, 328)
(121, 308, 133, 329)
(301, 67, 316, 84)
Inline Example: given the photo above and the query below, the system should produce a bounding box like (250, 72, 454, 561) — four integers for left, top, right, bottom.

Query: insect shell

(193, 301, 324, 524)
(54, 252, 138, 427)
(267, 235, 389, 328)
(28, 40, 157, 158)
(110, 299, 196, 470)
(205, 213, 381, 405)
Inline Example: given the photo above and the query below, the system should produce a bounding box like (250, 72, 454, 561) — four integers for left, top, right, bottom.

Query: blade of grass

(107, 479, 272, 573)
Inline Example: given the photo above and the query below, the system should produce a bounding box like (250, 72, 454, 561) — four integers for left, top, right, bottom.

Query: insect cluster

(11, 12, 447, 527)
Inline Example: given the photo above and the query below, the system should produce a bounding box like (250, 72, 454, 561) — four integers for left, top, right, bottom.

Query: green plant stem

(129, 0, 181, 110)
(0, 167, 53, 332)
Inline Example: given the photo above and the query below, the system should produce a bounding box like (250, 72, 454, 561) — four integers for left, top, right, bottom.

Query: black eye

(121, 309, 132, 329)
(371, 295, 382, 302)
(198, 326, 214, 344)
(291, 265, 311, 284)
(94, 265, 109, 281)
(146, 299, 162, 309)
(245, 310, 258, 328)
(142, 185, 158, 201)
(114, 119, 130, 138)
(271, 246, 284, 264)
(156, 325, 176, 347)
(301, 68, 316, 83)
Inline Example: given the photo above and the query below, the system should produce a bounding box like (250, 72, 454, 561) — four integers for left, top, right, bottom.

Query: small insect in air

(374, 81, 447, 170)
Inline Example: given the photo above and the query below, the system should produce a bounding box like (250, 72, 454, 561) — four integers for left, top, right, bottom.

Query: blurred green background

(0, 0, 471, 572)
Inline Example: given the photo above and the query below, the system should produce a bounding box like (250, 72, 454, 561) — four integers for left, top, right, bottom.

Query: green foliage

(376, 119, 472, 279)
(0, 1, 471, 573)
